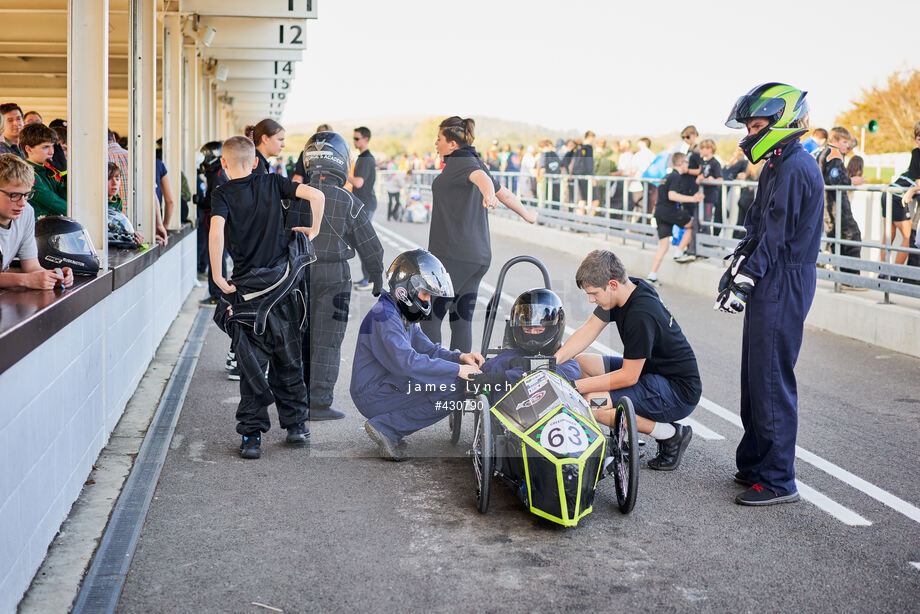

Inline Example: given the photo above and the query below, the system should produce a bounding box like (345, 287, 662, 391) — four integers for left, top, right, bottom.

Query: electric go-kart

(449, 256, 639, 526)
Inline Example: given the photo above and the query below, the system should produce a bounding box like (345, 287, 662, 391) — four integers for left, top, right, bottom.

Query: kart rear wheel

(449, 409, 462, 445)
(612, 396, 639, 514)
(473, 407, 493, 514)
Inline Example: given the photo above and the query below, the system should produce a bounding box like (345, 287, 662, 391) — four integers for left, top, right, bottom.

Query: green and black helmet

(726, 83, 809, 163)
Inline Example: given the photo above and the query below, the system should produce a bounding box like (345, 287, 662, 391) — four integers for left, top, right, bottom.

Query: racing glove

(714, 273, 755, 314)
(718, 254, 745, 294)
(371, 274, 383, 297)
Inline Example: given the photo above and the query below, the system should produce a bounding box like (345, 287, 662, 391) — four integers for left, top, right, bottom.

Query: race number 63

(539, 413, 589, 455)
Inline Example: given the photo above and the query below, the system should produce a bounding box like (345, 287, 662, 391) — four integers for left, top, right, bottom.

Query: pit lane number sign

(539, 413, 589, 456)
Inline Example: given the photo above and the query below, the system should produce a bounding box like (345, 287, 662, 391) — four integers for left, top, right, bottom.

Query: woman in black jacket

(420, 116, 537, 353)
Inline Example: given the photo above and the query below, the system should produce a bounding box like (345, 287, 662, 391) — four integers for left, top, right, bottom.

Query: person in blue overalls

(351, 249, 484, 461)
(716, 83, 824, 506)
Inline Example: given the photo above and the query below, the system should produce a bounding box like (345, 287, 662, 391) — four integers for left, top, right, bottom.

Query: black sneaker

(735, 483, 801, 506)
(734, 471, 755, 487)
(225, 351, 236, 371)
(308, 406, 346, 421)
(647, 423, 692, 471)
(364, 421, 407, 462)
(239, 434, 261, 459)
(285, 422, 310, 445)
(199, 295, 217, 306)
(228, 365, 240, 381)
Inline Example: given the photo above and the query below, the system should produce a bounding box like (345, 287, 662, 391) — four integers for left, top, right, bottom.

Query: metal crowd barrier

(379, 168, 920, 301)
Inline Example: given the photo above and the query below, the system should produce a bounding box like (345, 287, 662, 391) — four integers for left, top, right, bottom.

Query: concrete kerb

(17, 286, 208, 614)
(489, 215, 920, 358)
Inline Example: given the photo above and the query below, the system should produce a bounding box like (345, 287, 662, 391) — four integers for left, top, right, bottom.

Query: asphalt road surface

(116, 217, 920, 614)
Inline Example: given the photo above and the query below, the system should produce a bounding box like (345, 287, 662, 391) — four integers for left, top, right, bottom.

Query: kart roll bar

(480, 255, 552, 357)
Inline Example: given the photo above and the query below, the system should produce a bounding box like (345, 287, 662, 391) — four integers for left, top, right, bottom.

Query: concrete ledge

(489, 215, 920, 358)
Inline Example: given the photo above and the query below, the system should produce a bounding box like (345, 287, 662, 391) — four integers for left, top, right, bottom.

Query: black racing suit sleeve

(345, 205, 384, 279)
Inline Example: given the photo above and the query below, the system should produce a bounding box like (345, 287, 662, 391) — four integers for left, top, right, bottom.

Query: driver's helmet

(387, 249, 453, 321)
(725, 82, 809, 163)
(302, 131, 351, 187)
(34, 215, 100, 276)
(508, 288, 566, 355)
(107, 208, 139, 249)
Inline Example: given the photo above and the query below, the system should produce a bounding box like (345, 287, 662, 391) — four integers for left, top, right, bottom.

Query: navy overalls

(735, 141, 824, 495)
(350, 292, 464, 441)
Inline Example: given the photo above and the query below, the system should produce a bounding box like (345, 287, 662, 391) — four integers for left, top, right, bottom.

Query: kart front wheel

(473, 407, 493, 514)
(612, 396, 639, 514)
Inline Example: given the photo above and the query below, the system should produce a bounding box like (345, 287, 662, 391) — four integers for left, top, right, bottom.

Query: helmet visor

(510, 302, 561, 327)
(411, 267, 454, 298)
(50, 228, 97, 256)
(108, 209, 136, 235)
(725, 95, 786, 129)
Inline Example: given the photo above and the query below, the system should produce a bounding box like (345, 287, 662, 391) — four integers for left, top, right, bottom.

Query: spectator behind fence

(107, 162, 144, 244)
(805, 127, 828, 157)
(49, 119, 67, 172)
(627, 138, 655, 214)
(0, 103, 25, 159)
(646, 152, 701, 284)
(385, 165, 408, 221)
(697, 139, 723, 235)
(611, 139, 633, 210)
(0, 154, 73, 289)
(886, 120, 920, 270)
(519, 145, 536, 199)
(816, 126, 863, 283)
(536, 139, 562, 207)
(679, 126, 703, 194)
(572, 131, 595, 215)
(733, 160, 762, 239)
(593, 139, 617, 214)
(21, 123, 66, 217)
(107, 129, 129, 204)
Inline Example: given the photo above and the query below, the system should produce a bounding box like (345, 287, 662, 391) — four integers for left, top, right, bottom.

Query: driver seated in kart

(469, 288, 581, 391)
(555, 249, 702, 472)
(350, 249, 484, 462)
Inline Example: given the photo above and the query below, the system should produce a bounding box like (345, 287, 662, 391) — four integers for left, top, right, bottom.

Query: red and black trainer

(734, 483, 800, 506)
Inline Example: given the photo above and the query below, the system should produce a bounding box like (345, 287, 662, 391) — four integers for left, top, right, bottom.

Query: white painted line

(375, 223, 909, 527)
(794, 445, 920, 525)
(679, 418, 725, 441)
(910, 562, 920, 571)
(796, 481, 872, 526)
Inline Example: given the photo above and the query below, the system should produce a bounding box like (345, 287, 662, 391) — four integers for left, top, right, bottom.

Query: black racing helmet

(302, 131, 350, 187)
(387, 249, 453, 321)
(34, 215, 100, 276)
(107, 208, 140, 249)
(199, 140, 222, 162)
(508, 288, 566, 355)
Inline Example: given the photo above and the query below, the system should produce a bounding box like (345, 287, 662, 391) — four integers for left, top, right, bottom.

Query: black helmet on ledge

(507, 288, 566, 355)
(302, 131, 350, 187)
(34, 215, 101, 276)
(387, 249, 453, 322)
(108, 208, 141, 249)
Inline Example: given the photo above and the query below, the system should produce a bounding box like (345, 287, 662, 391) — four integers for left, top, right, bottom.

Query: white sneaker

(646, 273, 661, 286)
(672, 250, 685, 260)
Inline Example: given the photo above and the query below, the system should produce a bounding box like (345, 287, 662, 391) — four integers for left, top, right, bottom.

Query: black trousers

(236, 293, 309, 435)
(825, 198, 863, 275)
(387, 192, 401, 220)
(419, 257, 489, 353)
(302, 261, 352, 409)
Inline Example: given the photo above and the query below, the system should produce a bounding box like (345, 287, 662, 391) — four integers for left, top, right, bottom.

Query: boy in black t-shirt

(209, 136, 325, 459)
(536, 139, 562, 209)
(696, 139, 723, 236)
(555, 250, 701, 471)
(647, 152, 703, 283)
(680, 125, 703, 192)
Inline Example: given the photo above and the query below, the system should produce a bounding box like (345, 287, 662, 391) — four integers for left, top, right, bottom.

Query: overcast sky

(283, 0, 918, 136)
